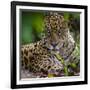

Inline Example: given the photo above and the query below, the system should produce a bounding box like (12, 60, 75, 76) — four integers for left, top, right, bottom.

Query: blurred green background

(21, 11, 45, 45)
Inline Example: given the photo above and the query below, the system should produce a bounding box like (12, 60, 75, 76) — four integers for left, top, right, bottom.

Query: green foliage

(64, 12, 80, 32)
(64, 67, 68, 76)
(64, 13, 70, 21)
(48, 74, 54, 78)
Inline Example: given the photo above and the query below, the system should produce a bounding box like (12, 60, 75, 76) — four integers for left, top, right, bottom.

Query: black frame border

(11, 1, 88, 89)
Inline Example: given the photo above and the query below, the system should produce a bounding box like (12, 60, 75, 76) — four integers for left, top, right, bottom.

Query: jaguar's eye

(58, 32, 61, 36)
(47, 30, 51, 35)
(47, 30, 50, 33)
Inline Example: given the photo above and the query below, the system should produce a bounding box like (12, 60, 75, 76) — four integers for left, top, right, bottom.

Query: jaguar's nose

(51, 42, 57, 48)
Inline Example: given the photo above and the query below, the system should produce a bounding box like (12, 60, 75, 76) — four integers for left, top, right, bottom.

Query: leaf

(48, 74, 54, 78)
(64, 67, 68, 76)
(55, 53, 64, 64)
(70, 63, 77, 68)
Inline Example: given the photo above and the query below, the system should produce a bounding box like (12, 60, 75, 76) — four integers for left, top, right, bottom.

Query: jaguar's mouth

(46, 45, 60, 53)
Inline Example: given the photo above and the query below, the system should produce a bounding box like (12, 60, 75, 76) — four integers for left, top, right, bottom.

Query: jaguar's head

(44, 12, 69, 52)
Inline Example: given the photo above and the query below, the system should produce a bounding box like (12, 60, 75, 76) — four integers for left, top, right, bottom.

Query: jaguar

(21, 12, 77, 77)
